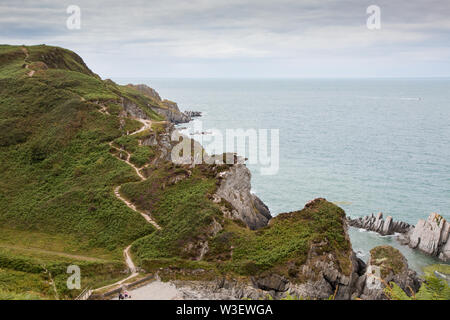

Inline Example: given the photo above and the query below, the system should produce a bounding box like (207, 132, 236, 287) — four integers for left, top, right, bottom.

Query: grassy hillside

(0, 45, 170, 298)
(0, 44, 353, 299)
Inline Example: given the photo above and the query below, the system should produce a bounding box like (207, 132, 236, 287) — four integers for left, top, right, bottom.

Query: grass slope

(0, 44, 172, 298)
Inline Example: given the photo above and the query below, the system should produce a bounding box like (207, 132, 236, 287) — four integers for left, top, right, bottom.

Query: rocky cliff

(214, 162, 272, 230)
(144, 122, 272, 231)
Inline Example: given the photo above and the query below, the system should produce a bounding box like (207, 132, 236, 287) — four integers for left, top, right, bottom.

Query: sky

(1, 0, 450, 78)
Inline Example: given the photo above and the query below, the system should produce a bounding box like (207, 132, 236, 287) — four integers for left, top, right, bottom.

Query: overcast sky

(1, 0, 450, 78)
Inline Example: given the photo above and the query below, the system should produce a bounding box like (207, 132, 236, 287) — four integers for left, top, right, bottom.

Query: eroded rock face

(122, 97, 149, 120)
(252, 274, 289, 292)
(285, 216, 364, 300)
(347, 213, 413, 235)
(406, 213, 450, 262)
(215, 163, 272, 230)
(358, 246, 421, 300)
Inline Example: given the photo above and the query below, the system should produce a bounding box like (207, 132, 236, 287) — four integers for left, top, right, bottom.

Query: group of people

(118, 289, 131, 300)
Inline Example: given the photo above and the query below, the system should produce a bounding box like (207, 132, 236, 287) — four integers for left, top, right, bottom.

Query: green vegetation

(0, 45, 172, 249)
(0, 247, 126, 299)
(423, 264, 450, 279)
(207, 199, 352, 280)
(0, 45, 174, 298)
(123, 179, 352, 283)
(385, 274, 450, 300)
(370, 246, 406, 278)
(130, 146, 155, 167)
(121, 164, 223, 261)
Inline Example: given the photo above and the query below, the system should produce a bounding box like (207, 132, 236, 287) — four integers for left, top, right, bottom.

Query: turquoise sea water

(116, 78, 450, 271)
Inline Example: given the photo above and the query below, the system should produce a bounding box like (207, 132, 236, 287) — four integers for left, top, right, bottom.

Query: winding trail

(108, 142, 146, 180)
(114, 186, 161, 230)
(92, 113, 162, 295)
(94, 246, 139, 292)
(21, 46, 35, 77)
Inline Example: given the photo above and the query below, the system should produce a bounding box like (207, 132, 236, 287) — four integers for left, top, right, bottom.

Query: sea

(115, 78, 450, 272)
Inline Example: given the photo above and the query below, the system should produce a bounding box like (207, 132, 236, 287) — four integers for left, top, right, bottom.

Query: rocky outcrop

(147, 124, 271, 231)
(126, 84, 192, 124)
(347, 212, 413, 235)
(283, 208, 364, 300)
(185, 111, 202, 117)
(154, 100, 191, 124)
(403, 213, 450, 262)
(358, 246, 421, 300)
(143, 200, 423, 300)
(215, 163, 272, 230)
(252, 195, 272, 221)
(241, 199, 366, 300)
(170, 200, 366, 300)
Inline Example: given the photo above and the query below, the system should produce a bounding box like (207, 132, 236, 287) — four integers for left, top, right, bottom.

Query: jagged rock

(359, 245, 421, 300)
(382, 216, 392, 235)
(252, 195, 272, 221)
(347, 213, 412, 236)
(406, 213, 450, 262)
(252, 274, 289, 292)
(185, 111, 202, 117)
(215, 164, 272, 230)
(141, 134, 158, 146)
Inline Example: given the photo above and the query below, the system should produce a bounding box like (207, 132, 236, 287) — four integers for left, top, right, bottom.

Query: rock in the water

(185, 111, 202, 117)
(347, 213, 412, 235)
(359, 245, 421, 300)
(406, 213, 450, 262)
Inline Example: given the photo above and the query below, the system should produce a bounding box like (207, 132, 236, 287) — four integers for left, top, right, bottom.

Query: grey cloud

(0, 0, 449, 77)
